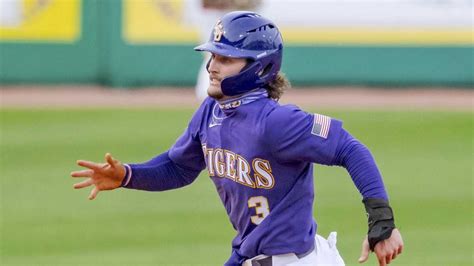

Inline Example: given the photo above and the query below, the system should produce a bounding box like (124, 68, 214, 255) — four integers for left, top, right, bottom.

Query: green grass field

(1, 108, 472, 265)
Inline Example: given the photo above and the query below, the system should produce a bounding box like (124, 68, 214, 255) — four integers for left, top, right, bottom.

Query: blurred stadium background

(0, 0, 472, 265)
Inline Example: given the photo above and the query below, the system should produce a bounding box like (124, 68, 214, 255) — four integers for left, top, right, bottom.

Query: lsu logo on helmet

(213, 20, 224, 42)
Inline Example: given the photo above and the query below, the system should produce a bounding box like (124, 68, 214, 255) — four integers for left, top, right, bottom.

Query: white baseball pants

(243, 232, 345, 266)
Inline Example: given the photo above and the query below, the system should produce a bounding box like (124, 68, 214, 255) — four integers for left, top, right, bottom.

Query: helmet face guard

(195, 11, 283, 96)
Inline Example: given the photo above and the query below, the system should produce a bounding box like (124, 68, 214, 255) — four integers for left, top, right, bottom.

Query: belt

(250, 245, 315, 266)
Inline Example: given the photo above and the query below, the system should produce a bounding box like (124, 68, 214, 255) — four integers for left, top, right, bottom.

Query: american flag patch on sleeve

(311, 114, 331, 139)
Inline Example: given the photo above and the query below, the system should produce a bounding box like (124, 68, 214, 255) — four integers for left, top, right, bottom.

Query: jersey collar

(217, 88, 268, 111)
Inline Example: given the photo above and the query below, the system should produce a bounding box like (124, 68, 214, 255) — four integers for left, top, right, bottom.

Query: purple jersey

(168, 90, 344, 264)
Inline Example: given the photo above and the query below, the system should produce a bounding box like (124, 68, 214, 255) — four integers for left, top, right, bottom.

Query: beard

(207, 86, 225, 100)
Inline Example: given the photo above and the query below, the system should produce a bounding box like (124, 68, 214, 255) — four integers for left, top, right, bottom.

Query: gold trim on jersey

(236, 155, 256, 188)
(252, 158, 275, 189)
(214, 148, 225, 177)
(205, 147, 215, 176)
(203, 147, 274, 189)
(224, 149, 237, 181)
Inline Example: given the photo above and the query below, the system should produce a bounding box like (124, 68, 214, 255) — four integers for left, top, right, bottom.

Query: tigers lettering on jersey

(202, 144, 275, 189)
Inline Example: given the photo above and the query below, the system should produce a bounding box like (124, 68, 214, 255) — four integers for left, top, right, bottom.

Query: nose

(207, 55, 219, 74)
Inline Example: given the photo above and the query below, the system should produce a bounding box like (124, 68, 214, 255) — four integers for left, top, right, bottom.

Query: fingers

(391, 251, 397, 261)
(73, 178, 94, 189)
(71, 169, 94, 178)
(387, 240, 400, 263)
(377, 254, 386, 266)
(385, 253, 392, 264)
(88, 186, 100, 200)
(358, 238, 370, 263)
(105, 153, 117, 168)
(77, 160, 102, 170)
(74, 155, 119, 200)
(391, 243, 403, 261)
(375, 241, 403, 265)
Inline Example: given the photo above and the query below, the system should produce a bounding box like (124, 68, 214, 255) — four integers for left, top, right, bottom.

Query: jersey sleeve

(333, 129, 389, 200)
(168, 100, 208, 172)
(265, 105, 343, 165)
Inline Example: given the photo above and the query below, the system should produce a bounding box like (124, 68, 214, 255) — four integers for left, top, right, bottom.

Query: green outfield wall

(0, 1, 472, 87)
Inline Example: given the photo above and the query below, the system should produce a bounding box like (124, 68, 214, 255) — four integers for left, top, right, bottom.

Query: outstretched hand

(358, 228, 403, 265)
(71, 153, 126, 200)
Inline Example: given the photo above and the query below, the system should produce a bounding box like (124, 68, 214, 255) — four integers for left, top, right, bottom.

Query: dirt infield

(1, 85, 472, 111)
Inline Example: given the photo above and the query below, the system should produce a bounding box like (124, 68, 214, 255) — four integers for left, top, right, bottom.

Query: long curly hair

(265, 72, 290, 101)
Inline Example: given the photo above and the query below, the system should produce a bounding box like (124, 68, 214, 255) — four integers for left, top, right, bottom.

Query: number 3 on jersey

(248, 196, 270, 225)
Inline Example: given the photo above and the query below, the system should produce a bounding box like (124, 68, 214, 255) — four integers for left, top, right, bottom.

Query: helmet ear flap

(221, 61, 263, 96)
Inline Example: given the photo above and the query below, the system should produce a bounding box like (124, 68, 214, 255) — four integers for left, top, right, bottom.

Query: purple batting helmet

(194, 11, 283, 96)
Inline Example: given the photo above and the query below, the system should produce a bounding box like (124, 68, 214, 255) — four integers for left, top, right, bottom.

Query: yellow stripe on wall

(122, 0, 472, 45)
(281, 28, 474, 45)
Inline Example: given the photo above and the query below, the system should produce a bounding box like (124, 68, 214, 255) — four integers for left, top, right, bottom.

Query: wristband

(363, 198, 396, 251)
(121, 164, 132, 187)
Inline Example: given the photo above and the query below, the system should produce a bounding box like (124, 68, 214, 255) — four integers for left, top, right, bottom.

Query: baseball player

(71, 11, 404, 266)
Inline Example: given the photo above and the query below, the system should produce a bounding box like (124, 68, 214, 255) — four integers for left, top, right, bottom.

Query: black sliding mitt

(363, 198, 396, 251)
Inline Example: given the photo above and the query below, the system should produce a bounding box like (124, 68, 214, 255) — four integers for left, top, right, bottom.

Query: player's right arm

(71, 150, 203, 199)
(121, 150, 204, 191)
(71, 100, 209, 199)
(121, 103, 207, 191)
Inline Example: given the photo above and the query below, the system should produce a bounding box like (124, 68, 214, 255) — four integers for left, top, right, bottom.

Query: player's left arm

(331, 129, 404, 265)
(265, 107, 403, 265)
